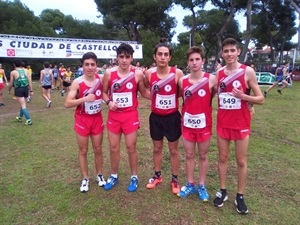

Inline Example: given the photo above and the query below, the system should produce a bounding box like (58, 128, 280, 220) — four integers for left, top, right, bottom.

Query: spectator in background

(263, 61, 290, 97)
(8, 59, 33, 125)
(0, 63, 9, 106)
(52, 64, 59, 89)
(39, 62, 54, 108)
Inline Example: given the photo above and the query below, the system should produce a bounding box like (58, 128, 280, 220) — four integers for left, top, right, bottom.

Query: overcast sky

(17, 0, 297, 44)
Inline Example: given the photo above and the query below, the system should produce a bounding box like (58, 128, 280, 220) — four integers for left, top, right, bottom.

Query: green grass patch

(0, 82, 299, 224)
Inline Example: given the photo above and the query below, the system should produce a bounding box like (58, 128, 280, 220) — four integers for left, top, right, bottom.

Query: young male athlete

(177, 46, 217, 201)
(39, 62, 54, 108)
(8, 60, 33, 125)
(102, 43, 150, 192)
(65, 52, 106, 193)
(144, 39, 184, 194)
(213, 38, 264, 214)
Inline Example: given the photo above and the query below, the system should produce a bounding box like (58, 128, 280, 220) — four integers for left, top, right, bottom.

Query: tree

(173, 0, 208, 46)
(0, 0, 47, 36)
(251, 0, 296, 62)
(94, 0, 176, 43)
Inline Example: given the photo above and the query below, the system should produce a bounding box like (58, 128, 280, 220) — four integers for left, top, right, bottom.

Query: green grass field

(0, 81, 299, 225)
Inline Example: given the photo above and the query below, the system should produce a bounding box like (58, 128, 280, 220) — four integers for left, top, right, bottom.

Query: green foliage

(94, 0, 175, 42)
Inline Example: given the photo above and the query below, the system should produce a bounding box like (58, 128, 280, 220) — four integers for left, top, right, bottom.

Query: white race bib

(112, 92, 133, 108)
(84, 99, 102, 114)
(183, 112, 206, 129)
(219, 92, 241, 110)
(0, 77, 3, 83)
(155, 94, 176, 109)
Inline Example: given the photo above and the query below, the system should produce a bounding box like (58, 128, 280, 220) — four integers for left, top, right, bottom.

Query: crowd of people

(0, 37, 267, 215)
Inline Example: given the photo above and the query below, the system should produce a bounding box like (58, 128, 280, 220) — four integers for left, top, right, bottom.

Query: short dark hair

(81, 52, 97, 64)
(116, 43, 134, 56)
(186, 46, 205, 61)
(44, 62, 50, 68)
(222, 38, 240, 50)
(13, 59, 22, 67)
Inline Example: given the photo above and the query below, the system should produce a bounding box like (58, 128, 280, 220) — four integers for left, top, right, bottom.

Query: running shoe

(171, 178, 180, 194)
(146, 176, 162, 189)
(235, 195, 249, 214)
(104, 176, 118, 191)
(61, 90, 64, 96)
(25, 119, 32, 126)
(27, 97, 31, 102)
(198, 184, 210, 202)
(177, 182, 197, 198)
(80, 178, 89, 193)
(46, 101, 52, 108)
(16, 116, 22, 122)
(0, 103, 5, 106)
(96, 174, 106, 187)
(277, 89, 282, 95)
(213, 191, 228, 207)
(127, 177, 138, 192)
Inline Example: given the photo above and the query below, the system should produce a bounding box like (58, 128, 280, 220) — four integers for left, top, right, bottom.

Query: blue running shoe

(127, 177, 138, 192)
(177, 182, 197, 198)
(104, 176, 118, 191)
(198, 184, 210, 202)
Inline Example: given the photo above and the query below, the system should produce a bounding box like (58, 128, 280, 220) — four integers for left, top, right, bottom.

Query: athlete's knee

(236, 158, 247, 168)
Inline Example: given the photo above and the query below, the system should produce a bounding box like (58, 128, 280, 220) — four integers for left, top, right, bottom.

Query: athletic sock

(22, 108, 31, 120)
(19, 109, 23, 117)
(155, 171, 161, 178)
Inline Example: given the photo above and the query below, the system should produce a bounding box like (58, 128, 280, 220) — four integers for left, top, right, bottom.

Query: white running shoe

(46, 101, 51, 108)
(96, 174, 106, 187)
(80, 178, 89, 193)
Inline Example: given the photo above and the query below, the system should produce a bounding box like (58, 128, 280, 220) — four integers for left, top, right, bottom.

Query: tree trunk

(239, 0, 252, 63)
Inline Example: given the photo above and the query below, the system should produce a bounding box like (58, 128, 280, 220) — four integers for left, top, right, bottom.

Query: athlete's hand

(108, 101, 118, 111)
(85, 93, 96, 102)
(231, 85, 244, 99)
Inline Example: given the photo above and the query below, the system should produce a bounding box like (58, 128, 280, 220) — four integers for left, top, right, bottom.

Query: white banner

(0, 34, 143, 59)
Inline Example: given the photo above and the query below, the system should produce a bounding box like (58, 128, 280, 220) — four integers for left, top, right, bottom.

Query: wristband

(105, 100, 111, 105)
(30, 91, 33, 92)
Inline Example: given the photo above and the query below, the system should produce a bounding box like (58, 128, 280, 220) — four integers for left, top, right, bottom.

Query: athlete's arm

(209, 74, 218, 98)
(144, 69, 151, 89)
(102, 69, 117, 110)
(64, 79, 85, 108)
(137, 70, 150, 100)
(175, 68, 184, 98)
(177, 76, 183, 98)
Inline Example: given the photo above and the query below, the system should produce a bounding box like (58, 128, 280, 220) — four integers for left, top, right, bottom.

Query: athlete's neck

(156, 66, 170, 78)
(224, 62, 241, 75)
(117, 66, 131, 77)
(189, 70, 203, 81)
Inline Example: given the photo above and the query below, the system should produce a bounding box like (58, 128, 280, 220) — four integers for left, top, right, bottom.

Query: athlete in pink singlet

(144, 39, 183, 194)
(177, 46, 217, 202)
(213, 38, 264, 214)
(102, 43, 150, 192)
(65, 52, 106, 193)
